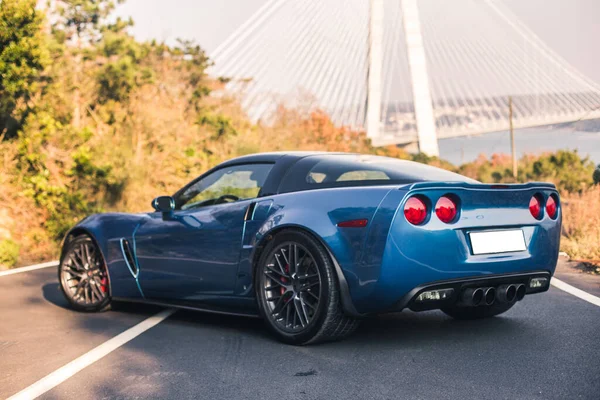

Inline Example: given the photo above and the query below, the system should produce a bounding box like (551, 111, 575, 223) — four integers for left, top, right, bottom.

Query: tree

(52, 0, 124, 43)
(51, 0, 125, 126)
(0, 0, 48, 138)
(594, 164, 600, 185)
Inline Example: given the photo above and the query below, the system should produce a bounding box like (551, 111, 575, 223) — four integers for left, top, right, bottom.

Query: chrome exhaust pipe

(462, 288, 484, 306)
(496, 284, 517, 303)
(483, 287, 496, 306)
(515, 284, 526, 301)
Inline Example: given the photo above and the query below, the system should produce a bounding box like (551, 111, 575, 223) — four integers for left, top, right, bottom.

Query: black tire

(255, 230, 359, 345)
(442, 302, 516, 320)
(58, 235, 111, 312)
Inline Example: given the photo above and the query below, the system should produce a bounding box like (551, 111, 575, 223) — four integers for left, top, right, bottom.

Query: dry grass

(560, 186, 600, 263)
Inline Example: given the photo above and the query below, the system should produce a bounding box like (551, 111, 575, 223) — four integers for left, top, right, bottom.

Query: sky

(114, 0, 600, 162)
(115, 0, 600, 84)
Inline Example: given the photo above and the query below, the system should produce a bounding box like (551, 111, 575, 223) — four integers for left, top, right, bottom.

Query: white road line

(0, 260, 59, 277)
(6, 308, 176, 400)
(551, 277, 600, 307)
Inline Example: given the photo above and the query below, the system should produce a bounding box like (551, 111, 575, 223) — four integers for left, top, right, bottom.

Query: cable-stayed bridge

(209, 0, 600, 156)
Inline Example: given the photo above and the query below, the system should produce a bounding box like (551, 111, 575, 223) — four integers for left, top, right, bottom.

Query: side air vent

(244, 202, 257, 221)
(120, 238, 138, 277)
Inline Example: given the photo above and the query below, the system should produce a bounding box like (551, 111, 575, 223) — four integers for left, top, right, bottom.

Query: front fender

(61, 213, 148, 298)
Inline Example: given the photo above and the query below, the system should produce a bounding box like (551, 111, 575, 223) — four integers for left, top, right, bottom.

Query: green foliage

(93, 20, 156, 103)
(594, 165, 600, 185)
(15, 111, 63, 173)
(54, 0, 124, 40)
(22, 172, 97, 240)
(0, 239, 20, 268)
(525, 150, 594, 193)
(0, 0, 49, 136)
(175, 39, 212, 109)
(98, 27, 144, 60)
(13, 111, 122, 240)
(97, 56, 137, 102)
(69, 145, 126, 202)
(458, 150, 595, 193)
(196, 110, 237, 140)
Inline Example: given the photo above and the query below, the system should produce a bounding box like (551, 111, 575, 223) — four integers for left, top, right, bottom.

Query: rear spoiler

(403, 181, 557, 193)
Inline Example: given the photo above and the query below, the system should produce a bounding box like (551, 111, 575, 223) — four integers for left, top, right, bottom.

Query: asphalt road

(1, 261, 599, 400)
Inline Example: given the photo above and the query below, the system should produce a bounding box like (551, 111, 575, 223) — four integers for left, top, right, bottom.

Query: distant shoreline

(439, 127, 600, 165)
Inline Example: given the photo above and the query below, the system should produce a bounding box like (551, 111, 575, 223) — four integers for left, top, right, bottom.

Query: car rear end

(363, 181, 561, 314)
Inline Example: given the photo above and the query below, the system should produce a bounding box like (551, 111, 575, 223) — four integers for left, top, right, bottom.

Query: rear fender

(243, 187, 401, 316)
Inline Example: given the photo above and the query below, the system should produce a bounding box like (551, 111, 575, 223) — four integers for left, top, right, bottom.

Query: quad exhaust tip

(460, 283, 529, 307)
(462, 288, 484, 306)
(496, 284, 517, 303)
(483, 287, 496, 306)
(515, 284, 526, 301)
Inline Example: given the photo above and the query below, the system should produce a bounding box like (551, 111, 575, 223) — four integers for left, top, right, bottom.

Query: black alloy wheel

(59, 235, 111, 312)
(255, 230, 359, 345)
(262, 241, 321, 332)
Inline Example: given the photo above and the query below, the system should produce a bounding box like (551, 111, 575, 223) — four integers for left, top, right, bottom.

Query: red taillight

(546, 195, 557, 219)
(404, 196, 428, 225)
(337, 219, 368, 228)
(529, 195, 542, 219)
(435, 196, 458, 223)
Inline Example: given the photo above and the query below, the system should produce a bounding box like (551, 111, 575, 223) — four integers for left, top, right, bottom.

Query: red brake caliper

(100, 278, 107, 293)
(280, 264, 290, 296)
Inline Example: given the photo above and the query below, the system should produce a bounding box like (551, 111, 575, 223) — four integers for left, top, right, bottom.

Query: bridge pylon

(367, 0, 440, 156)
(401, 0, 439, 156)
(366, 0, 384, 148)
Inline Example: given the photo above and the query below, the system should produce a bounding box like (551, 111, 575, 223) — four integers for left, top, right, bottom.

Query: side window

(176, 164, 273, 210)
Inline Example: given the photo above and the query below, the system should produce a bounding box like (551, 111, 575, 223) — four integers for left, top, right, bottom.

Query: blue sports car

(58, 152, 561, 344)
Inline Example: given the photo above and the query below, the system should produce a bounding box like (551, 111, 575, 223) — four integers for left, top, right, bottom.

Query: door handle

(178, 214, 202, 228)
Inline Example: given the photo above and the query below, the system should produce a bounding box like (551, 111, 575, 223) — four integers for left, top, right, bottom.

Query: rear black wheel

(255, 230, 359, 345)
(59, 235, 111, 312)
(442, 302, 515, 320)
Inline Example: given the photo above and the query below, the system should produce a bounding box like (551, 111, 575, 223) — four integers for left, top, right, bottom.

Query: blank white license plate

(469, 229, 526, 255)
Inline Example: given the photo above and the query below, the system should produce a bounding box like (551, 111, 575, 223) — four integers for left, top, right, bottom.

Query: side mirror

(152, 196, 175, 213)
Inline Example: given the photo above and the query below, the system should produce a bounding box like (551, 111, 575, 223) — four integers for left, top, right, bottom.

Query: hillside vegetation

(0, 0, 598, 268)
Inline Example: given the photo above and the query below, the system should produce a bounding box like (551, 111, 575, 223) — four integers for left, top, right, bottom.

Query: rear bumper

(344, 249, 558, 315)
(339, 269, 552, 317)
(347, 215, 560, 314)
(395, 270, 551, 312)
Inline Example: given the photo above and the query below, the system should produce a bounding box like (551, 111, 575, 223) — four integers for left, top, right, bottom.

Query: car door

(135, 163, 274, 302)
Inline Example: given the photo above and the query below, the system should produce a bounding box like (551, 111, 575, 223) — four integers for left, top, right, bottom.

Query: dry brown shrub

(560, 186, 600, 262)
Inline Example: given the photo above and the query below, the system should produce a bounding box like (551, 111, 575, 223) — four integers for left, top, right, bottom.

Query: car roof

(218, 151, 355, 166)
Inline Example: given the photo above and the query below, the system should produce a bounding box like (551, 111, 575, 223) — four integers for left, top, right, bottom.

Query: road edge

(0, 261, 59, 277)
(551, 277, 600, 307)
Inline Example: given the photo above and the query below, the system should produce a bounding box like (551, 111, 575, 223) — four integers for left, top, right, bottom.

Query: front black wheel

(442, 302, 516, 320)
(255, 230, 359, 345)
(59, 235, 111, 312)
